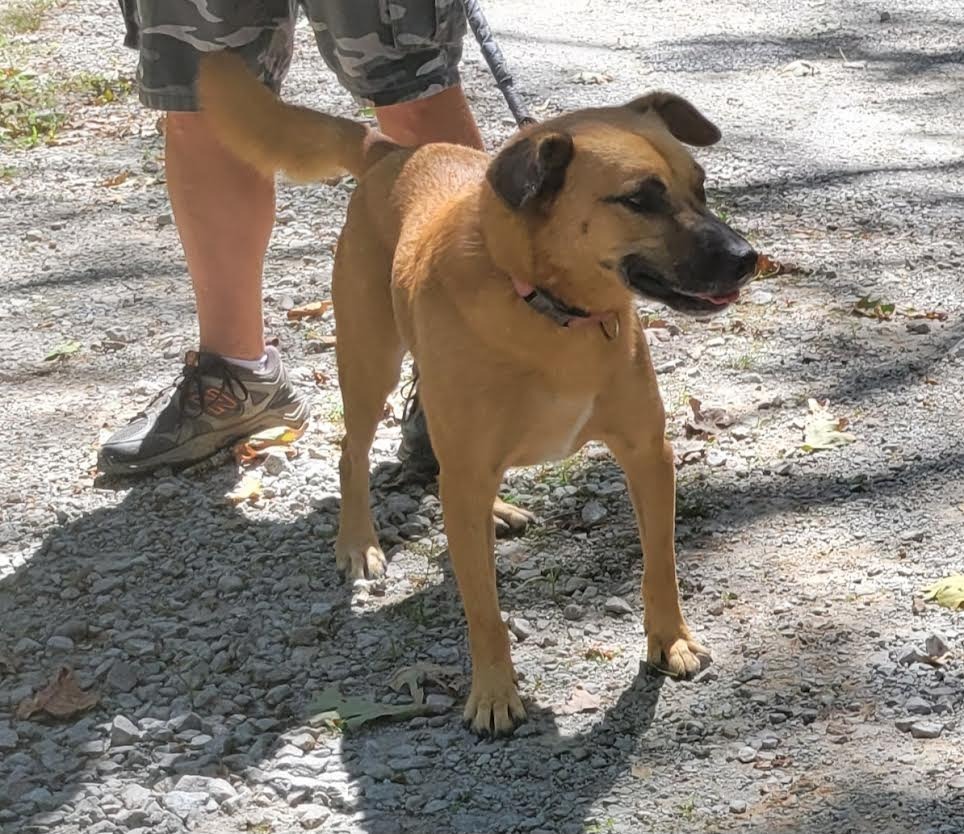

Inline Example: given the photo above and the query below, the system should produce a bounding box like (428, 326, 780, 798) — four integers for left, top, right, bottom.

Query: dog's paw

(493, 498, 536, 538)
(335, 542, 386, 581)
(463, 667, 527, 737)
(646, 626, 710, 679)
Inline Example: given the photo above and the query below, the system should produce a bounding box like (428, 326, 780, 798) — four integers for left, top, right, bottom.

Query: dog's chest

(510, 395, 595, 466)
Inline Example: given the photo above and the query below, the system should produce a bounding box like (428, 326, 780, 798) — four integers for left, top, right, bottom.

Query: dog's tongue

(694, 290, 740, 305)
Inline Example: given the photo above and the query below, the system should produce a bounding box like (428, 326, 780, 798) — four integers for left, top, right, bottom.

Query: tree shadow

(1, 434, 962, 830)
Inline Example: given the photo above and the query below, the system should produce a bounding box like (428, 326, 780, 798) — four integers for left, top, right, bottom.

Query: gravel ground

(2, 1, 964, 833)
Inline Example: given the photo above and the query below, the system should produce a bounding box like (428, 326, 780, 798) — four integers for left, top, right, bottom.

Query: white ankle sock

(224, 353, 268, 372)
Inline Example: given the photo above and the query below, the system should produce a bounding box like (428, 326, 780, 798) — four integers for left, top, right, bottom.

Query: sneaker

(98, 345, 309, 476)
(396, 367, 439, 481)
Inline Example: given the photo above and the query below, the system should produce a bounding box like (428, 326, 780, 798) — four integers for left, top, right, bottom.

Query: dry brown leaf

(684, 397, 734, 438)
(560, 686, 601, 715)
(98, 171, 130, 188)
(287, 300, 332, 321)
(309, 334, 337, 351)
(312, 369, 329, 386)
(226, 474, 263, 504)
(900, 308, 948, 322)
(16, 667, 99, 720)
(232, 426, 303, 465)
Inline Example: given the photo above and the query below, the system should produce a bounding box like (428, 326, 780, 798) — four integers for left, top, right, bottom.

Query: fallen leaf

(306, 686, 436, 732)
(852, 296, 895, 321)
(16, 666, 99, 720)
(779, 59, 817, 77)
(630, 763, 653, 780)
(389, 662, 464, 705)
(685, 397, 734, 438)
(305, 332, 337, 351)
(44, 340, 82, 361)
(560, 686, 601, 715)
(98, 171, 129, 188)
(286, 300, 332, 321)
(801, 399, 856, 452)
(232, 426, 303, 465)
(753, 253, 783, 279)
(922, 575, 964, 611)
(584, 646, 621, 662)
(900, 307, 948, 322)
(226, 474, 263, 504)
(312, 369, 329, 386)
(569, 71, 613, 85)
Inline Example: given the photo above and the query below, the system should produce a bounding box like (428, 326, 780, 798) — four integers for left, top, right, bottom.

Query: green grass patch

(0, 67, 64, 147)
(0, 0, 59, 35)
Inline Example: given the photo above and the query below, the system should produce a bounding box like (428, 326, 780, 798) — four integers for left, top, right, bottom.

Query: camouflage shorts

(118, 1, 467, 111)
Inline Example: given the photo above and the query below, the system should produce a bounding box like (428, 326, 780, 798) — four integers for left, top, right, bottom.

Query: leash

(460, 0, 536, 129)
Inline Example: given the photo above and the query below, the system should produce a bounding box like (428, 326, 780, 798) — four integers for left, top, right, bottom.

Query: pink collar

(510, 276, 620, 339)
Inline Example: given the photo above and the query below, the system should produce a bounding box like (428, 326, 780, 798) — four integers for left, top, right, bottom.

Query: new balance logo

(186, 388, 241, 416)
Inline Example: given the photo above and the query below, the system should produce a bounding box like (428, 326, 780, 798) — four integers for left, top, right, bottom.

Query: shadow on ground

(1, 435, 963, 832)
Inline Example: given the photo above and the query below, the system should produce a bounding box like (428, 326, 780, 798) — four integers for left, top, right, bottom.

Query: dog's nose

(730, 239, 757, 279)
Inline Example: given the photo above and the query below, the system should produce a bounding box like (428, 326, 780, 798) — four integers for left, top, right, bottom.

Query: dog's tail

(198, 51, 398, 182)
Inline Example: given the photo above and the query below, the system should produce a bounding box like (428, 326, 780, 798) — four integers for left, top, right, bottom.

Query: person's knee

(164, 111, 210, 150)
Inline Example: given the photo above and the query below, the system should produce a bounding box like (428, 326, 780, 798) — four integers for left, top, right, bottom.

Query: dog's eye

(609, 176, 668, 214)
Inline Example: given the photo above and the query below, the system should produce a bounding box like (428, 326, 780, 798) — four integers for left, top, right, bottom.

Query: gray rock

(14, 636, 41, 654)
(604, 596, 633, 616)
(298, 804, 330, 829)
(262, 448, 289, 475)
(161, 790, 207, 820)
(925, 633, 950, 658)
(563, 603, 584, 621)
(906, 321, 930, 334)
(120, 783, 153, 810)
(111, 715, 142, 746)
(424, 799, 450, 814)
(737, 746, 757, 763)
(217, 573, 245, 594)
(910, 721, 943, 739)
(0, 724, 18, 750)
(175, 775, 237, 803)
(153, 481, 179, 500)
(508, 616, 534, 641)
(581, 500, 608, 526)
(905, 697, 932, 715)
(46, 634, 74, 652)
(107, 660, 140, 693)
(729, 799, 748, 814)
(54, 619, 88, 639)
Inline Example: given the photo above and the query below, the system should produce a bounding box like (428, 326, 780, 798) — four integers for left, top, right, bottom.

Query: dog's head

(485, 93, 757, 315)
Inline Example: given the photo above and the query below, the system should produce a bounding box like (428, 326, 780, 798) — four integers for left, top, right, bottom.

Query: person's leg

(165, 111, 274, 360)
(375, 85, 483, 150)
(100, 1, 306, 475)
(305, 0, 485, 478)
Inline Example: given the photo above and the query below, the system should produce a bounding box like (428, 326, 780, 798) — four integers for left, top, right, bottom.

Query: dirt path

(1, 1, 963, 833)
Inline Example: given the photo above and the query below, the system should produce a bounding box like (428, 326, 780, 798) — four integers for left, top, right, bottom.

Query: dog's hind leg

(332, 210, 403, 580)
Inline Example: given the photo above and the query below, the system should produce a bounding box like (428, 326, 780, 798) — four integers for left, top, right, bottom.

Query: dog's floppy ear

(625, 92, 721, 147)
(487, 132, 574, 210)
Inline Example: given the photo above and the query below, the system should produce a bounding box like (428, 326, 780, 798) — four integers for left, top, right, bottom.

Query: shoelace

(131, 353, 251, 423)
(178, 354, 251, 419)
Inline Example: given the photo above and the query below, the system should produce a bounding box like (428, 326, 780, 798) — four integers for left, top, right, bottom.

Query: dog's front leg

(440, 469, 526, 737)
(608, 433, 710, 677)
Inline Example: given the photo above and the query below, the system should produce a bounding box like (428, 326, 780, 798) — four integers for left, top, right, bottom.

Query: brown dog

(199, 53, 757, 737)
